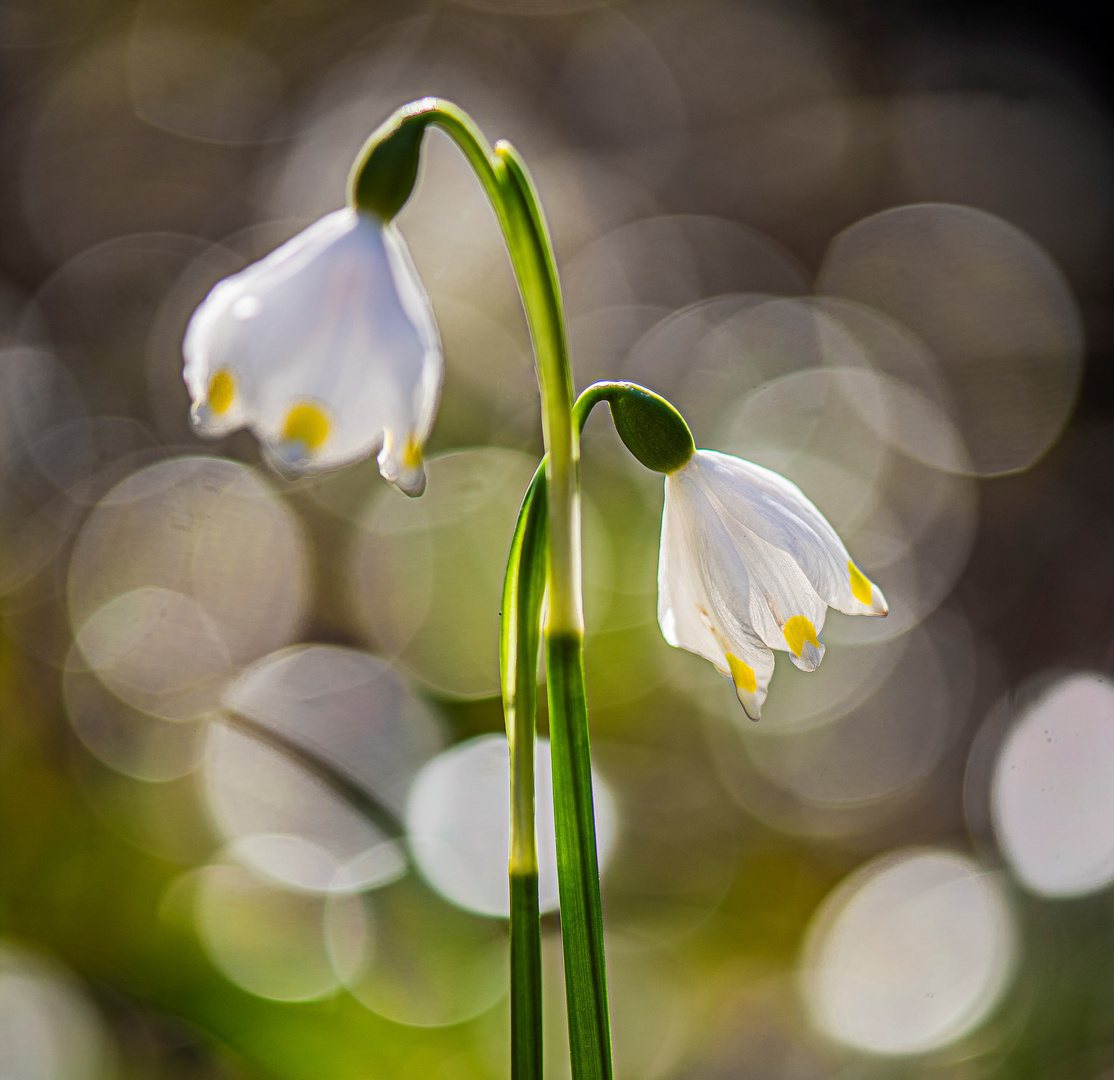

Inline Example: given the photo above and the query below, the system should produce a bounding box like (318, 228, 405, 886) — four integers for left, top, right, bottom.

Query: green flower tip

(580, 382, 695, 474)
(348, 98, 439, 221)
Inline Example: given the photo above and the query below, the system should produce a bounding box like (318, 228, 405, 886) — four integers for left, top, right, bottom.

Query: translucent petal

(657, 446, 890, 716)
(182, 210, 442, 491)
(658, 475, 775, 717)
(690, 451, 886, 617)
(672, 463, 827, 671)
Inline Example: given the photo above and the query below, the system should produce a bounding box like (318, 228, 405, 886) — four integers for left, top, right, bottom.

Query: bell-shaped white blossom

(183, 208, 442, 495)
(658, 450, 887, 720)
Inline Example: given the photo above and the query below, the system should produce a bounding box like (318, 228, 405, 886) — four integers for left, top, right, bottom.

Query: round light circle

(991, 672, 1114, 898)
(801, 848, 1016, 1056)
(406, 735, 618, 917)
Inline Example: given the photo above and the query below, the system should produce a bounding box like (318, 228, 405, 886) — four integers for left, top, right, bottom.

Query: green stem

(497, 141, 612, 1080)
(352, 100, 581, 631)
(354, 100, 609, 1080)
(497, 395, 622, 1080)
(501, 464, 547, 1080)
(545, 631, 610, 1080)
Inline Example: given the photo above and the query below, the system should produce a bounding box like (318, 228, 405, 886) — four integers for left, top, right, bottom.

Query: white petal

(181, 210, 443, 491)
(659, 474, 774, 718)
(381, 223, 443, 445)
(676, 461, 827, 672)
(658, 477, 729, 665)
(184, 210, 358, 424)
(691, 451, 887, 617)
(377, 430, 427, 497)
(656, 448, 890, 716)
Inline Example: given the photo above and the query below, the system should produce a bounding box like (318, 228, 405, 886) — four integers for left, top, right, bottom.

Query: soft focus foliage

(2, 1, 1114, 1078)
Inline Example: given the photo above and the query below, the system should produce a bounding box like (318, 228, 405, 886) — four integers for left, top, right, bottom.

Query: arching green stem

(351, 100, 608, 1080)
(351, 104, 580, 636)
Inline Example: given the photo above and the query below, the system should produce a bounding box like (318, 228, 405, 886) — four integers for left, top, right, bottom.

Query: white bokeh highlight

(406, 735, 618, 918)
(68, 456, 308, 719)
(801, 848, 1016, 1056)
(992, 672, 1114, 898)
(0, 941, 111, 1080)
(205, 645, 443, 894)
(194, 863, 355, 1003)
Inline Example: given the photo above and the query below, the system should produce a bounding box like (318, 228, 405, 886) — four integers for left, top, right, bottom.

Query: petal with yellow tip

(656, 448, 885, 718)
(282, 403, 330, 450)
(208, 370, 236, 415)
(182, 208, 442, 493)
(849, 561, 872, 605)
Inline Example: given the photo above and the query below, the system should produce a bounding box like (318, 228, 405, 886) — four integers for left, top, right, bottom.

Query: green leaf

(500, 465, 548, 1080)
(546, 630, 613, 1080)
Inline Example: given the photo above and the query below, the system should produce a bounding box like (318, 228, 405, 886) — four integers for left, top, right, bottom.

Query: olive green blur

(2, 2, 1114, 1079)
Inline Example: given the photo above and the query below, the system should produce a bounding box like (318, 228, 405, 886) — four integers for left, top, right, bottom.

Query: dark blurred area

(4, 1, 1114, 1078)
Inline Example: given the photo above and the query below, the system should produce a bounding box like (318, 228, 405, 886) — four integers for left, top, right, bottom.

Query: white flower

(658, 450, 887, 720)
(183, 207, 442, 495)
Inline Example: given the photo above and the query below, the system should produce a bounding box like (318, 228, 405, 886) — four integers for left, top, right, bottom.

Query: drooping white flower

(658, 449, 887, 720)
(183, 208, 442, 495)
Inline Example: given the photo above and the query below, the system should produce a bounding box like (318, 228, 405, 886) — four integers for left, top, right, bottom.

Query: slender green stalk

(496, 396, 623, 1079)
(497, 141, 612, 1080)
(351, 101, 582, 631)
(353, 100, 613, 1080)
(501, 464, 548, 1080)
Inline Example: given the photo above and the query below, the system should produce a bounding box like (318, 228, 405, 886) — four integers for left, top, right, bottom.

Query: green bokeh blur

(4, 1, 1114, 1078)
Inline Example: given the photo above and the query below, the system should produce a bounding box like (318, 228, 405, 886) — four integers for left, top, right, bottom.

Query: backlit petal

(182, 209, 442, 493)
(659, 473, 775, 717)
(656, 448, 887, 717)
(676, 460, 828, 672)
(690, 451, 886, 616)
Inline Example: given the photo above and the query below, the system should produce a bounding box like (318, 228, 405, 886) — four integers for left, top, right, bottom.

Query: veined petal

(676, 461, 828, 672)
(655, 448, 888, 717)
(658, 477, 730, 665)
(659, 473, 775, 718)
(690, 451, 887, 617)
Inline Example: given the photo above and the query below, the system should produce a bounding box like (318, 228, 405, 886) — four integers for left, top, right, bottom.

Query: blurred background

(3, 0, 1114, 1077)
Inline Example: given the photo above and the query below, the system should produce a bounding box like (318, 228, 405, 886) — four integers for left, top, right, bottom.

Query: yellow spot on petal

(849, 561, 872, 605)
(403, 433, 423, 471)
(208, 370, 235, 415)
(282, 403, 330, 450)
(726, 653, 757, 695)
(783, 615, 819, 658)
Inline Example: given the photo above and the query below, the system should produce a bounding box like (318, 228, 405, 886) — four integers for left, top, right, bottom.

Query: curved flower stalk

(184, 206, 442, 495)
(184, 98, 604, 1080)
(659, 451, 888, 719)
(183, 98, 890, 1080)
(574, 382, 887, 719)
(348, 101, 607, 1080)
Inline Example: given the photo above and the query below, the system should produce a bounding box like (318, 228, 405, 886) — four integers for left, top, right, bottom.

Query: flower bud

(578, 382, 695, 474)
(348, 100, 435, 222)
